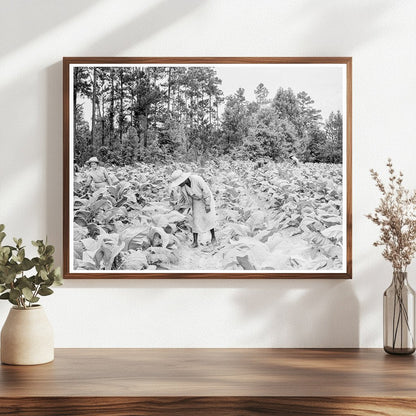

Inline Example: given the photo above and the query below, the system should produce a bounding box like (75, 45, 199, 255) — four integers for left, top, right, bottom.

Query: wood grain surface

(1, 348, 414, 415)
(1, 397, 416, 416)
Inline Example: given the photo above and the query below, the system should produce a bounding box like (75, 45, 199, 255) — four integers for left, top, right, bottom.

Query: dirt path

(170, 197, 230, 271)
(171, 240, 221, 270)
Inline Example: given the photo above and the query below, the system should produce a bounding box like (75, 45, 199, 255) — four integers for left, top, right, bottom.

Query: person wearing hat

(85, 156, 112, 191)
(289, 154, 300, 166)
(170, 169, 217, 248)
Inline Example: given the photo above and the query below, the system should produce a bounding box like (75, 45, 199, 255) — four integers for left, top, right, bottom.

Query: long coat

(178, 175, 216, 233)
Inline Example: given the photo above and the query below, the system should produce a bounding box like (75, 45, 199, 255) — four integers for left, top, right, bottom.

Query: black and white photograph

(64, 58, 352, 278)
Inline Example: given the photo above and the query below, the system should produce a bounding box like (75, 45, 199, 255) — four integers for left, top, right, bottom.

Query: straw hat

(86, 157, 99, 165)
(170, 169, 190, 187)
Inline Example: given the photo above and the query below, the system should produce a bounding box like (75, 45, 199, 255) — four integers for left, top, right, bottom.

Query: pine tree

(121, 126, 139, 165)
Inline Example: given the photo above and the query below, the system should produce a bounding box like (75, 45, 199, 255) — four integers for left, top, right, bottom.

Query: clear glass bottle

(384, 271, 415, 355)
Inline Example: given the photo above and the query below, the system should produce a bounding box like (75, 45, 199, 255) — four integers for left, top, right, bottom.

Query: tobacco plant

(73, 159, 343, 271)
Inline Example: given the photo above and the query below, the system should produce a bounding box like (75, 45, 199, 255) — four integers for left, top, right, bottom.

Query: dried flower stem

(366, 159, 416, 272)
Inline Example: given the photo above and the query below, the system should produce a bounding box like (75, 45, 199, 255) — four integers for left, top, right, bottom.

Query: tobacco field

(72, 160, 344, 272)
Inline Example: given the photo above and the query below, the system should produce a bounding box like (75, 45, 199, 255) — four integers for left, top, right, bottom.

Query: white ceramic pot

(1, 305, 54, 365)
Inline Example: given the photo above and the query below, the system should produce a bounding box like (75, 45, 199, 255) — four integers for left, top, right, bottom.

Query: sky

(214, 64, 345, 121)
(76, 63, 345, 125)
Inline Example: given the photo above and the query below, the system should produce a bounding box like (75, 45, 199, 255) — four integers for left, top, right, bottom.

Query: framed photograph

(63, 57, 352, 279)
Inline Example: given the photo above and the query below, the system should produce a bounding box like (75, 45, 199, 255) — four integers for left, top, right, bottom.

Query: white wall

(0, 0, 415, 347)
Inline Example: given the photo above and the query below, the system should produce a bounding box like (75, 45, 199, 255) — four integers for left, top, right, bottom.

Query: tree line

(73, 66, 343, 166)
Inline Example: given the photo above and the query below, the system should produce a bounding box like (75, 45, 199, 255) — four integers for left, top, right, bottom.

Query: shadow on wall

(84, 0, 204, 55)
(289, 0, 393, 53)
(0, 0, 101, 57)
(232, 279, 359, 347)
(354, 247, 394, 348)
(43, 0, 393, 278)
(12, 0, 391, 347)
(56, 276, 359, 348)
(44, 0, 204, 264)
(46, 61, 64, 263)
(42, 0, 367, 350)
(0, 0, 403, 349)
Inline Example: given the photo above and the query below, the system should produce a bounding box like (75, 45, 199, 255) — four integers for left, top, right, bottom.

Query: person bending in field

(85, 157, 112, 191)
(170, 169, 217, 248)
(289, 154, 300, 166)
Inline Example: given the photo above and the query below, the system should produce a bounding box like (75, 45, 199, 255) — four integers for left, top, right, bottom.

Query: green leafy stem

(0, 224, 62, 309)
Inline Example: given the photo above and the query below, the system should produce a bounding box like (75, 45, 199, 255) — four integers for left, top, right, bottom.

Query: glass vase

(383, 271, 415, 355)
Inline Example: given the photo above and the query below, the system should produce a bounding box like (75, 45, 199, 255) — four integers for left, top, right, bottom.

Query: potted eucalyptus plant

(0, 224, 62, 365)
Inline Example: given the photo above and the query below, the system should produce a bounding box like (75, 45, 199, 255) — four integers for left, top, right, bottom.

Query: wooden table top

(1, 348, 415, 398)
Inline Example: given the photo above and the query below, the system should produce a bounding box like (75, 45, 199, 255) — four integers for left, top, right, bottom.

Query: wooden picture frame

(63, 57, 352, 279)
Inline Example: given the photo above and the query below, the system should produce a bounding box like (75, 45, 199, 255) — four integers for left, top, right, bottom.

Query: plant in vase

(0, 224, 62, 365)
(367, 159, 416, 354)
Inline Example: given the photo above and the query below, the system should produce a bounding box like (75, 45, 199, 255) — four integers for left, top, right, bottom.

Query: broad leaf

(22, 287, 35, 301)
(237, 255, 256, 270)
(38, 287, 54, 296)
